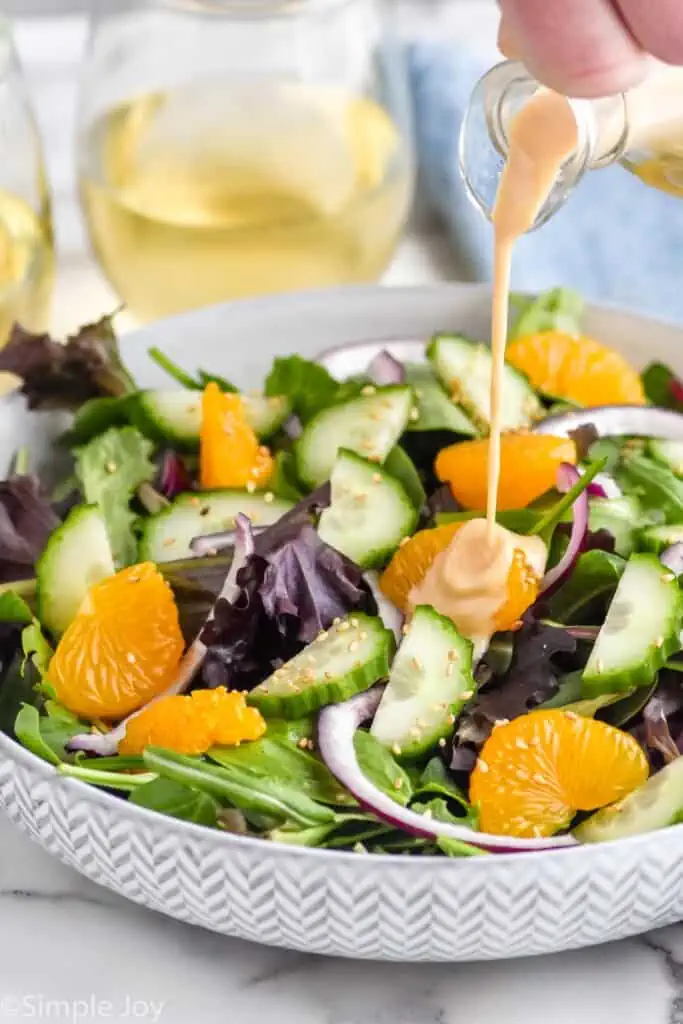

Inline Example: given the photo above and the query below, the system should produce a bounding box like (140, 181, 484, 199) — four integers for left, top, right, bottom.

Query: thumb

(498, 0, 647, 98)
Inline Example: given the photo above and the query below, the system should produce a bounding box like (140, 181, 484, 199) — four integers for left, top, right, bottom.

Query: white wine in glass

(78, 1, 414, 324)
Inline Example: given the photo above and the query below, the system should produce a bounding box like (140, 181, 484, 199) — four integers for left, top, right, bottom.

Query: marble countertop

(3, 6, 683, 1023)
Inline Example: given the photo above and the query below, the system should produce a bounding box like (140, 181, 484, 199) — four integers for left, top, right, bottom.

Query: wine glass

(0, 21, 54, 347)
(77, 0, 415, 325)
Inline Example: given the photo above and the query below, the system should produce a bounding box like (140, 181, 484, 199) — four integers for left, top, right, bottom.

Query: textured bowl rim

(4, 280, 683, 871)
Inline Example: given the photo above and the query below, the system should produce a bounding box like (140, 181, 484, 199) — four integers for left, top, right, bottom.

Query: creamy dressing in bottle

(412, 89, 578, 642)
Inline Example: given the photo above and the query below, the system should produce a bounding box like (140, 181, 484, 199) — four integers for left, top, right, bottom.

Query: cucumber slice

(589, 495, 640, 558)
(648, 439, 683, 477)
(132, 389, 291, 450)
(248, 613, 395, 718)
(575, 757, 683, 843)
(36, 505, 115, 635)
(582, 554, 683, 696)
(295, 386, 414, 489)
(405, 364, 477, 436)
(637, 524, 683, 556)
(139, 490, 293, 563)
(318, 450, 418, 569)
(427, 334, 542, 433)
(370, 605, 475, 758)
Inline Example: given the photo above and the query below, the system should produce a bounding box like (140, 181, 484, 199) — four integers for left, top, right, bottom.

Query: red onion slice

(368, 350, 406, 386)
(535, 405, 683, 441)
(317, 688, 577, 853)
(661, 543, 683, 577)
(540, 463, 589, 596)
(68, 515, 255, 756)
(587, 473, 622, 500)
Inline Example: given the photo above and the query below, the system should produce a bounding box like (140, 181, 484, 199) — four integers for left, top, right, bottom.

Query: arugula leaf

(353, 730, 413, 807)
(148, 347, 201, 390)
(207, 722, 355, 808)
(59, 762, 157, 792)
(143, 746, 336, 827)
(75, 427, 156, 566)
(130, 778, 219, 825)
(0, 592, 33, 626)
(20, 620, 53, 680)
(437, 836, 488, 858)
(265, 355, 340, 423)
(530, 458, 607, 538)
(547, 550, 625, 624)
(197, 369, 237, 393)
(270, 451, 305, 503)
(616, 453, 683, 524)
(509, 288, 583, 340)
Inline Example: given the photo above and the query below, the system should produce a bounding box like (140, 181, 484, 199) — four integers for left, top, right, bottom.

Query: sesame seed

(354, 493, 368, 504)
(393, 778, 403, 790)
(338, 621, 351, 632)
(303, 668, 316, 682)
(410, 408, 420, 422)
(359, 631, 368, 641)
(189, 496, 200, 507)
(662, 573, 675, 583)
(392, 743, 402, 756)
(360, 440, 373, 451)
(478, 760, 489, 773)
(264, 492, 274, 504)
(401, 623, 411, 636)
(350, 617, 360, 628)
(448, 649, 459, 662)
(348, 640, 360, 653)
(298, 738, 308, 750)
(494, 718, 509, 728)
(411, 656, 422, 672)
(246, 481, 257, 494)
(448, 714, 456, 725)
(438, 738, 447, 749)
(361, 385, 376, 396)
(105, 460, 117, 474)
(333, 617, 341, 626)
(372, 473, 382, 484)
(162, 537, 176, 548)
(446, 663, 454, 677)
(399, 537, 411, 548)
(655, 636, 664, 649)
(462, 690, 474, 701)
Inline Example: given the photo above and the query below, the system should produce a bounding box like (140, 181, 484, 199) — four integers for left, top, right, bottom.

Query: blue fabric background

(408, 42, 683, 322)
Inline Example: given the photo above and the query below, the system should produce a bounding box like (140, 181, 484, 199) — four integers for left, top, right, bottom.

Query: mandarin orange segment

(470, 710, 649, 838)
(493, 548, 540, 632)
(200, 382, 273, 490)
(119, 687, 266, 755)
(50, 562, 184, 720)
(379, 521, 463, 612)
(506, 331, 646, 406)
(435, 433, 576, 510)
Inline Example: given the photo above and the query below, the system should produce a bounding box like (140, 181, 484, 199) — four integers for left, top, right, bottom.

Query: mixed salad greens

(2, 289, 683, 855)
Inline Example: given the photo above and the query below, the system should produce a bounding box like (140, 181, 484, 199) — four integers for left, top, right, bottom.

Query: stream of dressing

(486, 90, 579, 543)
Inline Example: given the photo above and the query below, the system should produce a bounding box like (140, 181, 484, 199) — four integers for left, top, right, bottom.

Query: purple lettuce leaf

(0, 315, 135, 411)
(631, 675, 683, 766)
(451, 617, 578, 771)
(197, 493, 375, 689)
(0, 475, 60, 582)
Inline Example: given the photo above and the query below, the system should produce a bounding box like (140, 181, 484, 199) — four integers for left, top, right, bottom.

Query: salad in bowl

(1, 287, 683, 858)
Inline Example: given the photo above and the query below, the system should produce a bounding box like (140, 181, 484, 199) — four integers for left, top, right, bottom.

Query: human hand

(498, 0, 683, 98)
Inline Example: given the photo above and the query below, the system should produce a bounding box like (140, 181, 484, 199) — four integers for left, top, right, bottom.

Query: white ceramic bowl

(1, 283, 683, 963)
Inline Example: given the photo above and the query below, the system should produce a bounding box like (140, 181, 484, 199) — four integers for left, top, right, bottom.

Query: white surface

(2, 5, 681, 1023)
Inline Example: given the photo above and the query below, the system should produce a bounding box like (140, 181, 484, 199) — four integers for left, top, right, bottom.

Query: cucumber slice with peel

(36, 505, 115, 635)
(575, 756, 683, 843)
(318, 450, 418, 569)
(139, 490, 293, 563)
(405, 364, 477, 436)
(295, 386, 414, 489)
(370, 605, 475, 758)
(637, 524, 683, 557)
(248, 614, 395, 718)
(648, 439, 683, 477)
(132, 389, 291, 450)
(427, 334, 542, 433)
(582, 554, 683, 696)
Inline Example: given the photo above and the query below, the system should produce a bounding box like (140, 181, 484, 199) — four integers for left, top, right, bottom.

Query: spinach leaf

(353, 730, 412, 807)
(207, 723, 354, 808)
(143, 746, 335, 827)
(642, 362, 683, 410)
(60, 395, 135, 448)
(14, 700, 84, 765)
(14, 704, 62, 765)
(197, 370, 237, 392)
(265, 355, 340, 423)
(20, 620, 53, 680)
(130, 778, 219, 826)
(616, 453, 683, 523)
(411, 757, 476, 824)
(75, 427, 156, 565)
(270, 451, 305, 503)
(383, 446, 426, 510)
(547, 550, 625, 624)
(59, 762, 157, 792)
(437, 836, 488, 858)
